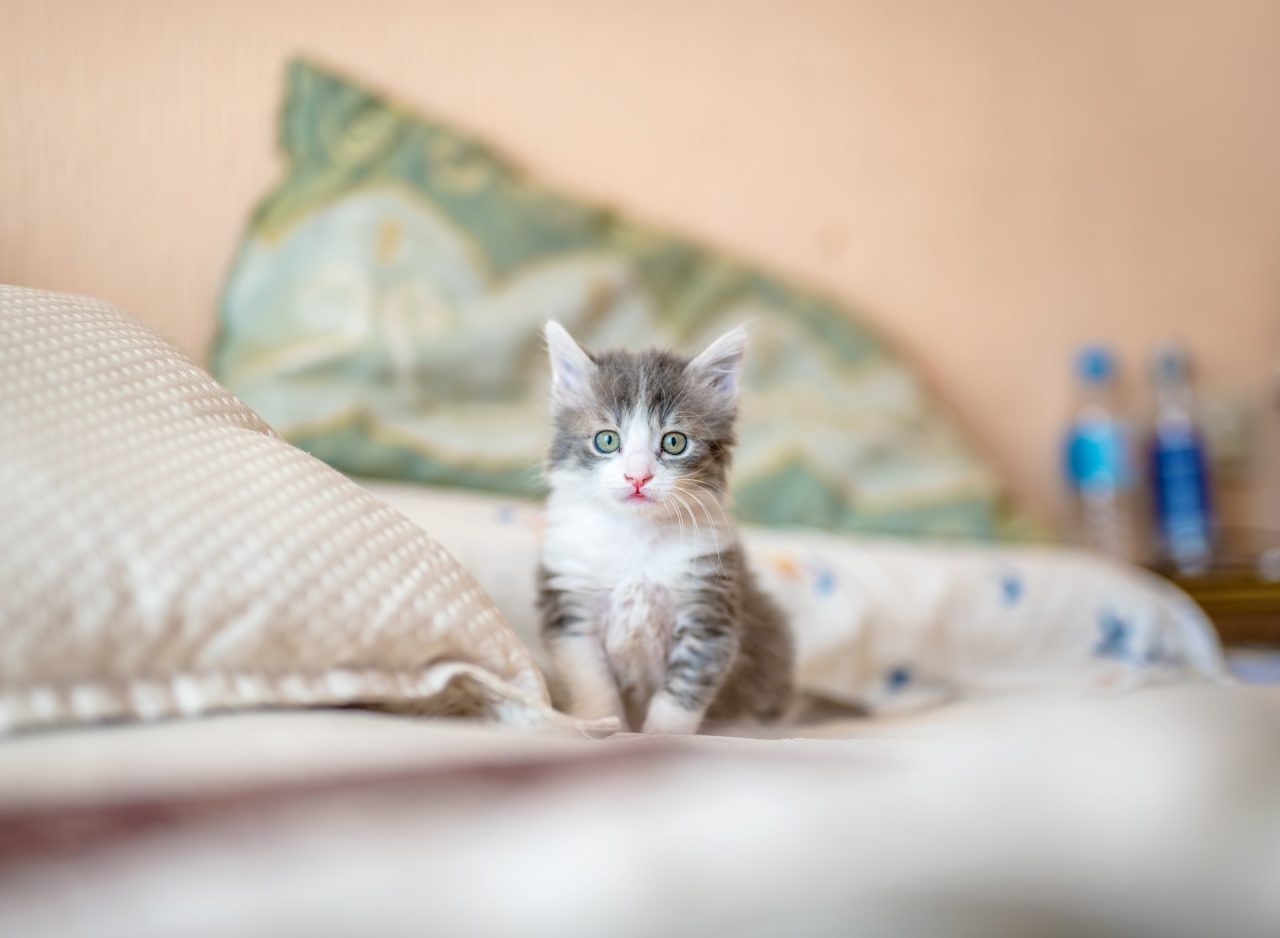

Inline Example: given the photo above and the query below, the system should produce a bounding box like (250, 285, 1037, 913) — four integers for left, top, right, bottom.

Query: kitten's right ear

(544, 321, 596, 406)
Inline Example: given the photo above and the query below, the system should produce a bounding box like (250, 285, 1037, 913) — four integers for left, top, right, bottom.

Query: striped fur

(537, 322, 793, 733)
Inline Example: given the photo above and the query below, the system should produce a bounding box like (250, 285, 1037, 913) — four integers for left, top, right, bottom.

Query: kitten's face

(544, 322, 744, 520)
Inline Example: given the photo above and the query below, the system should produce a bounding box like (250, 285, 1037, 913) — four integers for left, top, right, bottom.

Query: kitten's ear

(544, 320, 596, 405)
(687, 327, 747, 402)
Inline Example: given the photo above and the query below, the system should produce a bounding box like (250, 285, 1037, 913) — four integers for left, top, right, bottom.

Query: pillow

(0, 284, 557, 735)
(212, 58, 1023, 539)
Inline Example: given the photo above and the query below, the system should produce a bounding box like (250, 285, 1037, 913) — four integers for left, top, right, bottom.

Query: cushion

(0, 284, 556, 735)
(211, 58, 1022, 539)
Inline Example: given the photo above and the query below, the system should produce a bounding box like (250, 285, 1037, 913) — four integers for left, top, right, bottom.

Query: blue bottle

(1148, 342, 1214, 574)
(1063, 345, 1140, 560)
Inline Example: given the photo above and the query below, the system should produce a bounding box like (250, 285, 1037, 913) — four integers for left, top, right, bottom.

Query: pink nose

(624, 472, 653, 490)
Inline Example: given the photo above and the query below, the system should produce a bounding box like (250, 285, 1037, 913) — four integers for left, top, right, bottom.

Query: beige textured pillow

(0, 284, 554, 734)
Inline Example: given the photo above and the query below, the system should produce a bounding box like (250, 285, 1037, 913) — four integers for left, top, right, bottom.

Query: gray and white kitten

(537, 321, 793, 734)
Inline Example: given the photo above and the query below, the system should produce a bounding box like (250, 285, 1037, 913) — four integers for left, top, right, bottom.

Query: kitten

(537, 321, 793, 734)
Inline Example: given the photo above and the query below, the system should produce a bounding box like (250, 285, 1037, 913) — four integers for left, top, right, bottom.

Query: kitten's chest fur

(542, 501, 724, 705)
(600, 574, 674, 705)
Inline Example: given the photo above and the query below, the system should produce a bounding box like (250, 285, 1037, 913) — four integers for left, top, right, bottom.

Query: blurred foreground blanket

(1, 685, 1277, 938)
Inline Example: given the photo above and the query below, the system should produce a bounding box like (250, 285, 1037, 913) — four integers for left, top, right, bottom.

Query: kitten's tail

(784, 690, 870, 725)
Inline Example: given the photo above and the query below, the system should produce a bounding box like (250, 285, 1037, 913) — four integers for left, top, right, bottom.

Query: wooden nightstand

(1165, 559, 1280, 647)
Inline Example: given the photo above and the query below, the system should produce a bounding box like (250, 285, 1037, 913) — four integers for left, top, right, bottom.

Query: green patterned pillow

(212, 59, 1013, 538)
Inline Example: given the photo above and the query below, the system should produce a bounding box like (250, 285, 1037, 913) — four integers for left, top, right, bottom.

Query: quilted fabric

(212, 59, 1025, 539)
(0, 284, 555, 734)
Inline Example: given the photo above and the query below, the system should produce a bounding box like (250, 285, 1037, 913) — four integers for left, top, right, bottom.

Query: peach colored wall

(3, 0, 1279, 530)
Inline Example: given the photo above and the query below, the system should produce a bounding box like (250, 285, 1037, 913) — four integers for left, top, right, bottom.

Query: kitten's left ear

(544, 320, 597, 405)
(687, 327, 747, 402)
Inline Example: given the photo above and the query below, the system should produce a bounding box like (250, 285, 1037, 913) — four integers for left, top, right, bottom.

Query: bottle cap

(1075, 344, 1115, 384)
(1152, 341, 1189, 384)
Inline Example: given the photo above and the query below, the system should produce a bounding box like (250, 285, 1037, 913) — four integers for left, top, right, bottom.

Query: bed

(2, 287, 1277, 937)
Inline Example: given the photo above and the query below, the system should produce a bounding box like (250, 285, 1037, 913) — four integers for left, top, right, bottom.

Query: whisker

(684, 477, 730, 497)
(672, 484, 728, 577)
(666, 488, 694, 541)
(662, 491, 688, 547)
(670, 488, 723, 578)
(677, 480, 734, 534)
(681, 478, 734, 528)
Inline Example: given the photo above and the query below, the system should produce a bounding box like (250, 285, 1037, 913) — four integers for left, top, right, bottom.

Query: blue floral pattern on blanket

(746, 540, 1226, 713)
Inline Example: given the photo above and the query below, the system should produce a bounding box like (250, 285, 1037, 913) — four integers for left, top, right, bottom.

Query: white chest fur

(542, 494, 728, 703)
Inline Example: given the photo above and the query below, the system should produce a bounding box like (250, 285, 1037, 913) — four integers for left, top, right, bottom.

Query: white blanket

(359, 480, 1227, 714)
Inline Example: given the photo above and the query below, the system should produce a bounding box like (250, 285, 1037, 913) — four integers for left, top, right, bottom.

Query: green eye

(661, 431, 688, 455)
(593, 430, 620, 453)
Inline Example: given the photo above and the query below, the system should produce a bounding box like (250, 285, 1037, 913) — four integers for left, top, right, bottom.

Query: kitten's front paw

(641, 693, 704, 735)
(570, 701, 625, 725)
(565, 688, 625, 726)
